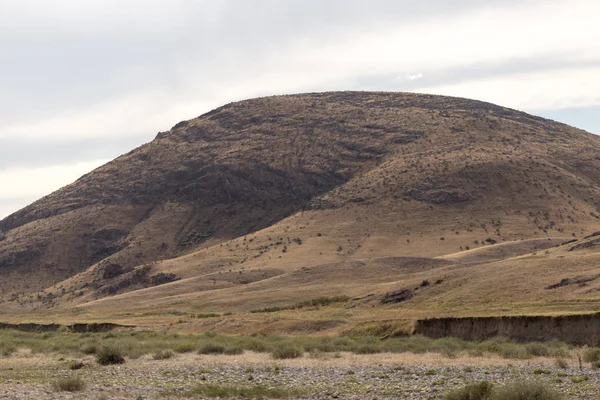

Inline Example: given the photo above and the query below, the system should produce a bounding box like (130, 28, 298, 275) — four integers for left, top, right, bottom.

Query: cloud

(1, 0, 599, 218)
(0, 159, 108, 202)
(412, 66, 600, 111)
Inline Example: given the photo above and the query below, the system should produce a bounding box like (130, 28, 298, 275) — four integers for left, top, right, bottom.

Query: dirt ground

(1, 350, 599, 399)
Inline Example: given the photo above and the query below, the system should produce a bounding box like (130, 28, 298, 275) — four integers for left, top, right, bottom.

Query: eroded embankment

(0, 322, 132, 332)
(414, 313, 600, 345)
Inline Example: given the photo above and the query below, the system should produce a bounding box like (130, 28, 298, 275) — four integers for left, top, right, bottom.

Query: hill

(1, 91, 600, 332)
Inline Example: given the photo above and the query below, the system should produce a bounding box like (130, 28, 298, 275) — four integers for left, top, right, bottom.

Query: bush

(68, 360, 85, 370)
(353, 344, 382, 354)
(491, 381, 562, 400)
(153, 349, 175, 360)
(525, 342, 549, 357)
(198, 343, 226, 355)
(174, 342, 196, 353)
(96, 346, 125, 365)
(80, 342, 98, 355)
(224, 346, 244, 355)
(0, 343, 16, 357)
(445, 381, 494, 400)
(583, 347, 600, 363)
(272, 344, 304, 359)
(554, 358, 568, 369)
(189, 384, 301, 398)
(53, 377, 86, 392)
(500, 344, 531, 360)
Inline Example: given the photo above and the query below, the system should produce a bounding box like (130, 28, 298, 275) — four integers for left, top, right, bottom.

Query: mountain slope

(1, 92, 600, 316)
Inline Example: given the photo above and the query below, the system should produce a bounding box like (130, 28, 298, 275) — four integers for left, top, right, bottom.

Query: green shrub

(174, 342, 197, 353)
(224, 346, 244, 355)
(52, 377, 86, 392)
(445, 381, 494, 400)
(68, 360, 84, 370)
(79, 342, 98, 355)
(491, 381, 562, 400)
(153, 349, 175, 360)
(532, 368, 551, 375)
(353, 344, 382, 354)
(0, 343, 16, 357)
(272, 344, 303, 359)
(500, 344, 531, 360)
(189, 384, 301, 398)
(198, 343, 226, 355)
(570, 375, 589, 383)
(96, 346, 125, 365)
(554, 358, 568, 369)
(583, 347, 600, 363)
(525, 342, 549, 357)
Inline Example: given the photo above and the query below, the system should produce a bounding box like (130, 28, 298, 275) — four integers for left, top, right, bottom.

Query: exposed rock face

(1, 91, 600, 295)
(414, 313, 600, 345)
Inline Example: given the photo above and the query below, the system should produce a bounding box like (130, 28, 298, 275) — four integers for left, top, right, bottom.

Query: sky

(1, 0, 599, 220)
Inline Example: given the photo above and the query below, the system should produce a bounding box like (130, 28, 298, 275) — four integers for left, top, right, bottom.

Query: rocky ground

(1, 351, 599, 399)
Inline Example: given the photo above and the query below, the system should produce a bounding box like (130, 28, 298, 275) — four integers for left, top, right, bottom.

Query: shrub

(52, 377, 86, 392)
(353, 344, 382, 354)
(500, 344, 531, 360)
(174, 342, 197, 353)
(445, 381, 494, 400)
(570, 375, 589, 383)
(224, 346, 244, 355)
(189, 384, 301, 398)
(153, 349, 175, 360)
(80, 343, 98, 355)
(68, 360, 85, 370)
(491, 381, 562, 400)
(96, 346, 125, 365)
(272, 344, 304, 359)
(525, 342, 549, 357)
(0, 343, 16, 357)
(583, 347, 600, 363)
(554, 358, 568, 369)
(198, 343, 226, 355)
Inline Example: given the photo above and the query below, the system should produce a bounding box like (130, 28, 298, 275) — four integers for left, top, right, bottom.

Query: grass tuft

(272, 343, 304, 359)
(445, 381, 494, 400)
(96, 346, 125, 365)
(491, 381, 562, 399)
(153, 349, 175, 360)
(52, 377, 86, 392)
(189, 384, 301, 399)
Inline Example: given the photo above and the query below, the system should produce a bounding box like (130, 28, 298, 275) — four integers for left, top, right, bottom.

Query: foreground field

(1, 330, 600, 399)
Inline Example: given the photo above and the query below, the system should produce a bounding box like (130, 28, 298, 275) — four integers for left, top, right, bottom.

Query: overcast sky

(1, 0, 599, 220)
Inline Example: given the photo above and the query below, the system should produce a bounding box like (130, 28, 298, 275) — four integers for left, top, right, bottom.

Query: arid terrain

(0, 329, 599, 400)
(1, 92, 599, 336)
(1, 92, 600, 398)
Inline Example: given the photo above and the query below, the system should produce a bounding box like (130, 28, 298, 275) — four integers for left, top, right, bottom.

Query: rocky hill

(1, 92, 600, 318)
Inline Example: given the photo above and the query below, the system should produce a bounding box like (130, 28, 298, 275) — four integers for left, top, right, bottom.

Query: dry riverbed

(1, 351, 599, 399)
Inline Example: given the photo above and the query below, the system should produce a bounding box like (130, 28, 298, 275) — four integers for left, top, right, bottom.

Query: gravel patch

(0, 352, 598, 399)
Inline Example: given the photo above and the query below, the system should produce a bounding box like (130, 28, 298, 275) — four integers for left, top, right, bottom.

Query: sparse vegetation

(153, 349, 175, 360)
(250, 296, 349, 313)
(52, 377, 86, 392)
(445, 380, 494, 400)
(272, 343, 304, 359)
(446, 381, 562, 400)
(96, 346, 125, 365)
(68, 359, 85, 370)
(186, 384, 302, 399)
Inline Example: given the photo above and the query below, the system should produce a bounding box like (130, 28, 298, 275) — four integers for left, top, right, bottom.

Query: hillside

(1, 91, 600, 329)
